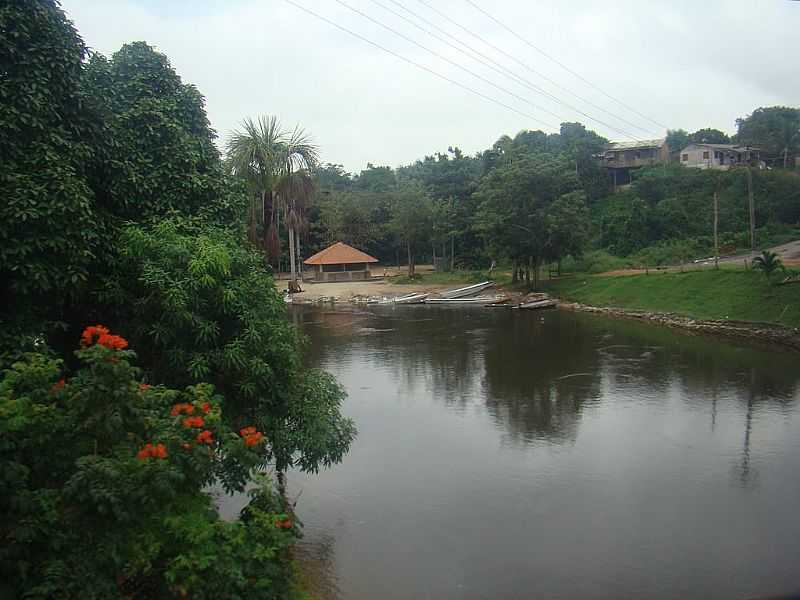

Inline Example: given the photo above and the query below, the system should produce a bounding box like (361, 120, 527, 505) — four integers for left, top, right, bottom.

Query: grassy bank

(545, 270, 800, 328)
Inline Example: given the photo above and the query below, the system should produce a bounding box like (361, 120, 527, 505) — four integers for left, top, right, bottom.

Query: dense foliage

(1, 2, 354, 597)
(305, 117, 798, 277)
(0, 329, 298, 599)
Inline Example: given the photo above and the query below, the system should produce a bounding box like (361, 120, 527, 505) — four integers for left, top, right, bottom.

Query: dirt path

(595, 239, 800, 276)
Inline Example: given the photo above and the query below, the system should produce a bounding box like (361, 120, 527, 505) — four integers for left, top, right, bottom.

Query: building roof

(606, 138, 665, 152)
(683, 143, 761, 152)
(304, 242, 379, 265)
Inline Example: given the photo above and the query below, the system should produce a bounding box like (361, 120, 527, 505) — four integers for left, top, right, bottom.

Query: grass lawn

(544, 269, 800, 328)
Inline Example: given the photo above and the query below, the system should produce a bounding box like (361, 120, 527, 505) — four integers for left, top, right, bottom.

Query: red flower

(240, 426, 257, 437)
(137, 442, 167, 460)
(201, 402, 211, 414)
(80, 325, 128, 350)
(275, 519, 293, 529)
(50, 378, 65, 394)
(196, 430, 214, 445)
(81, 325, 109, 347)
(171, 403, 194, 416)
(243, 431, 263, 447)
(139, 383, 150, 392)
(182, 416, 205, 429)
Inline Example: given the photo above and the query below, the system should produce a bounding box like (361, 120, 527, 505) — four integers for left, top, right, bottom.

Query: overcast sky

(61, 0, 798, 172)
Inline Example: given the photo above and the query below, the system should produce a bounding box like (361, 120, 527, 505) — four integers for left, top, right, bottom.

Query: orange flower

(50, 378, 65, 393)
(137, 443, 153, 461)
(244, 431, 263, 447)
(81, 325, 109, 347)
(201, 402, 211, 414)
(196, 430, 214, 445)
(139, 383, 150, 392)
(137, 442, 167, 460)
(171, 403, 194, 416)
(81, 325, 128, 350)
(240, 426, 257, 437)
(182, 416, 205, 429)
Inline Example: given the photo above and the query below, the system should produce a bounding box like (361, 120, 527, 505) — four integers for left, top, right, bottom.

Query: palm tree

(226, 116, 318, 282)
(751, 250, 783, 281)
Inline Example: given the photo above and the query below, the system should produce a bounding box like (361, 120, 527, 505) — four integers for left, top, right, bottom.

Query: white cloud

(61, 0, 800, 171)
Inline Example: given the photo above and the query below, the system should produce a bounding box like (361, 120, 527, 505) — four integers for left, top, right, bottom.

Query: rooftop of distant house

(304, 242, 379, 265)
(605, 138, 666, 152)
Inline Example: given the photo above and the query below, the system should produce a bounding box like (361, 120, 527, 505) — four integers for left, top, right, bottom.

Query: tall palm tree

(226, 116, 318, 281)
(751, 250, 783, 282)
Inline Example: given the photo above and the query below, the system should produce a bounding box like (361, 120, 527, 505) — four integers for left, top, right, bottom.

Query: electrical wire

(282, 0, 558, 130)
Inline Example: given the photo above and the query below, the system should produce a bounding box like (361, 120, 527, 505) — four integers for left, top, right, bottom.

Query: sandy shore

(285, 278, 455, 302)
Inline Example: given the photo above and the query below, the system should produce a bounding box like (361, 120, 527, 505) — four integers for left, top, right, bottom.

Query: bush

(0, 326, 299, 599)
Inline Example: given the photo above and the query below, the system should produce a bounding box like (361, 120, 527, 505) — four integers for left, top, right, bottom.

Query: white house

(679, 143, 761, 170)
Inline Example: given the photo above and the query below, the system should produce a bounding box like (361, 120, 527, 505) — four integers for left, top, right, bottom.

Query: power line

(371, 0, 651, 141)
(282, 0, 558, 130)
(462, 0, 670, 131)
(333, 0, 577, 129)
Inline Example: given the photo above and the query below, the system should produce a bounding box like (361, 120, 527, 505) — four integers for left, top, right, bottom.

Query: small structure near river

(304, 241, 379, 283)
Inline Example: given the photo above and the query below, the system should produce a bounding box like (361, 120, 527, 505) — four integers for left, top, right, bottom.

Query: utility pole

(713, 185, 719, 269)
(746, 165, 755, 252)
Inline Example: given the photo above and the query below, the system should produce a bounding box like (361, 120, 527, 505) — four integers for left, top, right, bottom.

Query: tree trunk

(450, 233, 455, 271)
(407, 241, 414, 277)
(297, 234, 304, 282)
(432, 242, 437, 272)
(784, 146, 788, 169)
(511, 260, 518, 284)
(525, 257, 531, 288)
(288, 224, 297, 282)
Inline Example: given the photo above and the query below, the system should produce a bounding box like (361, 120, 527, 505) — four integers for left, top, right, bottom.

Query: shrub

(0, 326, 298, 598)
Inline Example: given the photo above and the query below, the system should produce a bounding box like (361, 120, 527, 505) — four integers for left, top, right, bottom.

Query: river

(232, 305, 800, 599)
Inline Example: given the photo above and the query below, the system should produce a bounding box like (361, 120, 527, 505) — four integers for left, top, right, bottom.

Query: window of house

(681, 153, 689, 162)
(703, 151, 710, 159)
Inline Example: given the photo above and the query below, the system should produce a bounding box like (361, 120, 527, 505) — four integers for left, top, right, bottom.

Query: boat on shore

(518, 299, 558, 310)
(439, 281, 494, 299)
(394, 292, 429, 304)
(425, 295, 497, 305)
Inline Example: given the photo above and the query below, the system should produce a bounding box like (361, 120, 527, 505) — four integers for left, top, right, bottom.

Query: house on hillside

(679, 143, 762, 170)
(303, 241, 378, 283)
(600, 138, 669, 187)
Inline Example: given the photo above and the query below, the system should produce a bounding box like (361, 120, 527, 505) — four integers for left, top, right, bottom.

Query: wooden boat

(439, 281, 494, 299)
(425, 295, 497, 305)
(518, 299, 558, 310)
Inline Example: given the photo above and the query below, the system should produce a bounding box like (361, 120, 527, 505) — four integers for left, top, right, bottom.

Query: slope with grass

(546, 270, 800, 328)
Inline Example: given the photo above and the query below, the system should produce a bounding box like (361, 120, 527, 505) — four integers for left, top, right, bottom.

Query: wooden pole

(713, 188, 719, 269)
(746, 166, 755, 252)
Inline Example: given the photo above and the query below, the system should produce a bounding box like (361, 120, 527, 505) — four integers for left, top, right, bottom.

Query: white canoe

(394, 293, 429, 304)
(518, 299, 558, 310)
(425, 295, 497, 305)
(439, 281, 494, 299)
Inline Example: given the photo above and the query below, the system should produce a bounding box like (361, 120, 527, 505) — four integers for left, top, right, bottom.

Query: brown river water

(221, 305, 800, 600)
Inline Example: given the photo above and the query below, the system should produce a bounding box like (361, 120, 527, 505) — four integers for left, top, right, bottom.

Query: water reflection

(284, 305, 800, 600)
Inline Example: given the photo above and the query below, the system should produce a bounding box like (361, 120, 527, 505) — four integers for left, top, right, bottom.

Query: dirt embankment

(559, 301, 800, 352)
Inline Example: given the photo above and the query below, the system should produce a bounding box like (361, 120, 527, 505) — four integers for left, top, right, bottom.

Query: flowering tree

(0, 327, 299, 598)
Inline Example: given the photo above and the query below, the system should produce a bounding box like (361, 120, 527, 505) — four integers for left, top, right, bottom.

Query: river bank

(545, 269, 800, 328)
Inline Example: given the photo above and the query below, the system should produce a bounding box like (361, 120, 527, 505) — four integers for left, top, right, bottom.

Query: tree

(689, 128, 730, 144)
(389, 185, 433, 277)
(0, 0, 97, 321)
(475, 153, 581, 287)
(544, 191, 591, 268)
(666, 129, 690, 154)
(736, 106, 800, 168)
(751, 250, 783, 282)
(108, 222, 355, 492)
(226, 115, 318, 279)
